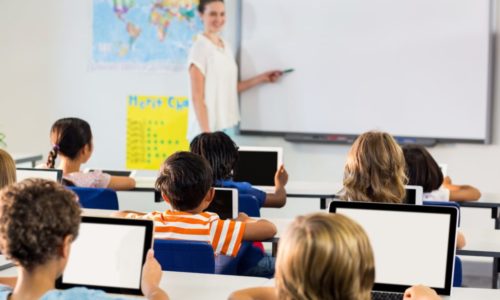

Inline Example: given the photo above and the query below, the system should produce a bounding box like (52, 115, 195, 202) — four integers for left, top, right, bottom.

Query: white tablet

(233, 146, 283, 191)
(205, 188, 238, 219)
(56, 217, 154, 295)
(16, 168, 63, 183)
(405, 185, 424, 205)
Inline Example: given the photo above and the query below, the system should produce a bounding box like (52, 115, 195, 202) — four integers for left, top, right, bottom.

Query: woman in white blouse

(188, 0, 282, 140)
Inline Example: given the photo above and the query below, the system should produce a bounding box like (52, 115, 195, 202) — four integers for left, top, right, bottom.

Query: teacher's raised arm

(187, 0, 282, 141)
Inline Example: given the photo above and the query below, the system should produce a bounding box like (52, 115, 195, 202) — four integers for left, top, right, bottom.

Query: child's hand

(274, 165, 289, 188)
(443, 176, 452, 186)
(141, 249, 163, 298)
(235, 212, 250, 222)
(404, 285, 441, 300)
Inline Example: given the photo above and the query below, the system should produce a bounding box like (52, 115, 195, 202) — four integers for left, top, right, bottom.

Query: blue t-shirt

(0, 286, 127, 300)
(216, 180, 267, 208)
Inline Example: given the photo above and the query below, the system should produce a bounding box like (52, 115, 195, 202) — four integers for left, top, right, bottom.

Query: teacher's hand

(259, 70, 283, 83)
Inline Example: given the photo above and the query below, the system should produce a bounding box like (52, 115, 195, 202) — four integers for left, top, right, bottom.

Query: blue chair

(239, 194, 261, 217)
(68, 187, 119, 210)
(153, 239, 215, 274)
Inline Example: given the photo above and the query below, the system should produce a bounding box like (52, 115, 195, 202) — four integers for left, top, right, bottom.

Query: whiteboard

(239, 0, 493, 142)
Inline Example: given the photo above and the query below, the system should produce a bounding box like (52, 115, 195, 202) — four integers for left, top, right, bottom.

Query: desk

(0, 266, 268, 300)
(457, 227, 500, 288)
(136, 177, 340, 209)
(12, 153, 43, 167)
(459, 193, 500, 230)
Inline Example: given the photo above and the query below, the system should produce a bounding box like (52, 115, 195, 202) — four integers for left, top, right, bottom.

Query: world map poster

(93, 0, 203, 70)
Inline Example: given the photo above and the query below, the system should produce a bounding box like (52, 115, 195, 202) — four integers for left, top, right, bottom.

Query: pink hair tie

(53, 144, 60, 151)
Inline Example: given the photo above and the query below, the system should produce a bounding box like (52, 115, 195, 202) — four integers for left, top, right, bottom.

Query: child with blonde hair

(229, 213, 441, 300)
(0, 149, 16, 189)
(340, 131, 407, 203)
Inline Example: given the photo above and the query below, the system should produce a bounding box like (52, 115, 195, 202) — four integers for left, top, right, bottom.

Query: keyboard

(371, 291, 404, 300)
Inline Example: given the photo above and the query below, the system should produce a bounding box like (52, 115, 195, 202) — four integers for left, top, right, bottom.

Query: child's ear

(204, 187, 215, 204)
(61, 235, 73, 259)
(161, 193, 171, 204)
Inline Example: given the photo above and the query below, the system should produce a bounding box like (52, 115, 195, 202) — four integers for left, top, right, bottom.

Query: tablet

(16, 168, 63, 183)
(205, 188, 238, 219)
(233, 146, 283, 191)
(56, 216, 154, 295)
(85, 169, 136, 177)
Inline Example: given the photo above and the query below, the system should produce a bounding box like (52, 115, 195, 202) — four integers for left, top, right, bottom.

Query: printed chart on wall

(92, 0, 203, 70)
(127, 95, 189, 170)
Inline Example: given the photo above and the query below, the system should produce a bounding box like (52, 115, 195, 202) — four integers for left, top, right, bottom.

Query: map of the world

(92, 0, 203, 70)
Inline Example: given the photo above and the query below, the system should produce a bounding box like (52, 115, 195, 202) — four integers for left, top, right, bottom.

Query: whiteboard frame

(236, 0, 496, 145)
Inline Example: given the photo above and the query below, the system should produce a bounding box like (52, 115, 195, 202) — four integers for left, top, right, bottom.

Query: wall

(1, 0, 500, 195)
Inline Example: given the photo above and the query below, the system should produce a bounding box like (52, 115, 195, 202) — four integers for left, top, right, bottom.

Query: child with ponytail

(46, 118, 135, 190)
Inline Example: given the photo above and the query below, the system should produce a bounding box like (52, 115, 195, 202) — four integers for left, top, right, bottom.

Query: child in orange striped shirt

(114, 152, 277, 268)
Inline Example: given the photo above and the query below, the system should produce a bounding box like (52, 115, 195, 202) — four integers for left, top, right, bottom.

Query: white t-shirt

(423, 187, 451, 202)
(187, 34, 239, 140)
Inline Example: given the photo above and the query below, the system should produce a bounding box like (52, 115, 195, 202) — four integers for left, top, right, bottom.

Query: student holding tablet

(190, 132, 288, 208)
(229, 213, 441, 300)
(46, 118, 135, 190)
(403, 145, 481, 202)
(0, 149, 16, 189)
(187, 0, 283, 139)
(0, 179, 169, 300)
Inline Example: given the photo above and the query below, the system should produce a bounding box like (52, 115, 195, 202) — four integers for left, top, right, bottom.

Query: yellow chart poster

(127, 95, 189, 170)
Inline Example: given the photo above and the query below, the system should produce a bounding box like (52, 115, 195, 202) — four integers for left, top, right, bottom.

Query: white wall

(1, 0, 500, 195)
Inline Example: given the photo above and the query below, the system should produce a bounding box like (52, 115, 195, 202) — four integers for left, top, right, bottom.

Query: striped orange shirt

(142, 210, 246, 257)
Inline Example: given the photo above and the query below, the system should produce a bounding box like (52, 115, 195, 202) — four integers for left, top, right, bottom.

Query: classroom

(1, 0, 500, 299)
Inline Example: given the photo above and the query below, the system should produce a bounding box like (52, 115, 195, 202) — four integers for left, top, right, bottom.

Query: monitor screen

(405, 188, 416, 204)
(233, 150, 279, 186)
(334, 207, 454, 292)
(16, 168, 62, 183)
(57, 217, 153, 295)
(205, 188, 237, 219)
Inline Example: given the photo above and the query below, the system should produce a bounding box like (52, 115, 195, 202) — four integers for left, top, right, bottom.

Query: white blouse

(423, 187, 451, 202)
(187, 34, 239, 140)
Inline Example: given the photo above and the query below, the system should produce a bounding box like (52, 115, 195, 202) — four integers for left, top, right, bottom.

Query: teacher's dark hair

(190, 132, 238, 182)
(198, 0, 224, 14)
(402, 144, 443, 193)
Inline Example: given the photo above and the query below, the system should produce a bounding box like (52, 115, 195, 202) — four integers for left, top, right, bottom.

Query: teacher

(187, 0, 282, 140)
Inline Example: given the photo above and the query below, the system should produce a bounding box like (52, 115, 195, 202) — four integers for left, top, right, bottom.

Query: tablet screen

(57, 217, 153, 295)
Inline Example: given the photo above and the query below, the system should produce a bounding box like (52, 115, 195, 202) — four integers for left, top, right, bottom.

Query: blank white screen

(16, 170, 58, 182)
(240, 0, 490, 140)
(63, 223, 146, 289)
(336, 209, 452, 288)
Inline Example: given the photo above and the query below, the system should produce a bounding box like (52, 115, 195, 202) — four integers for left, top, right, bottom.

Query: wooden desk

(12, 153, 43, 168)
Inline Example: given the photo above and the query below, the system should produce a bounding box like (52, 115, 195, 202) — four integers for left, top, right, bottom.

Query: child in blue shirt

(190, 132, 288, 208)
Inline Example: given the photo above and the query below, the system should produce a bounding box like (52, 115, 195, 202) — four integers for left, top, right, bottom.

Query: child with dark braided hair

(46, 118, 135, 190)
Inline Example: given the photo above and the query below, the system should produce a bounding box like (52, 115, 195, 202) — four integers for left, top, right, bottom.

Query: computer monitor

(329, 201, 457, 295)
(56, 217, 153, 295)
(233, 146, 283, 191)
(205, 188, 238, 219)
(16, 168, 63, 183)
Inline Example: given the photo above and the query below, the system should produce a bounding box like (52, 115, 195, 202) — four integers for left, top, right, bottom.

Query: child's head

(190, 132, 238, 182)
(276, 213, 375, 300)
(155, 151, 214, 211)
(402, 144, 443, 193)
(0, 149, 16, 189)
(0, 179, 81, 272)
(46, 118, 93, 168)
(342, 131, 407, 203)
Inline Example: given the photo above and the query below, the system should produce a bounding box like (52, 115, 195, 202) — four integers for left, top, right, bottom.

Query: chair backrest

(153, 239, 215, 274)
(238, 194, 261, 217)
(68, 187, 119, 210)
